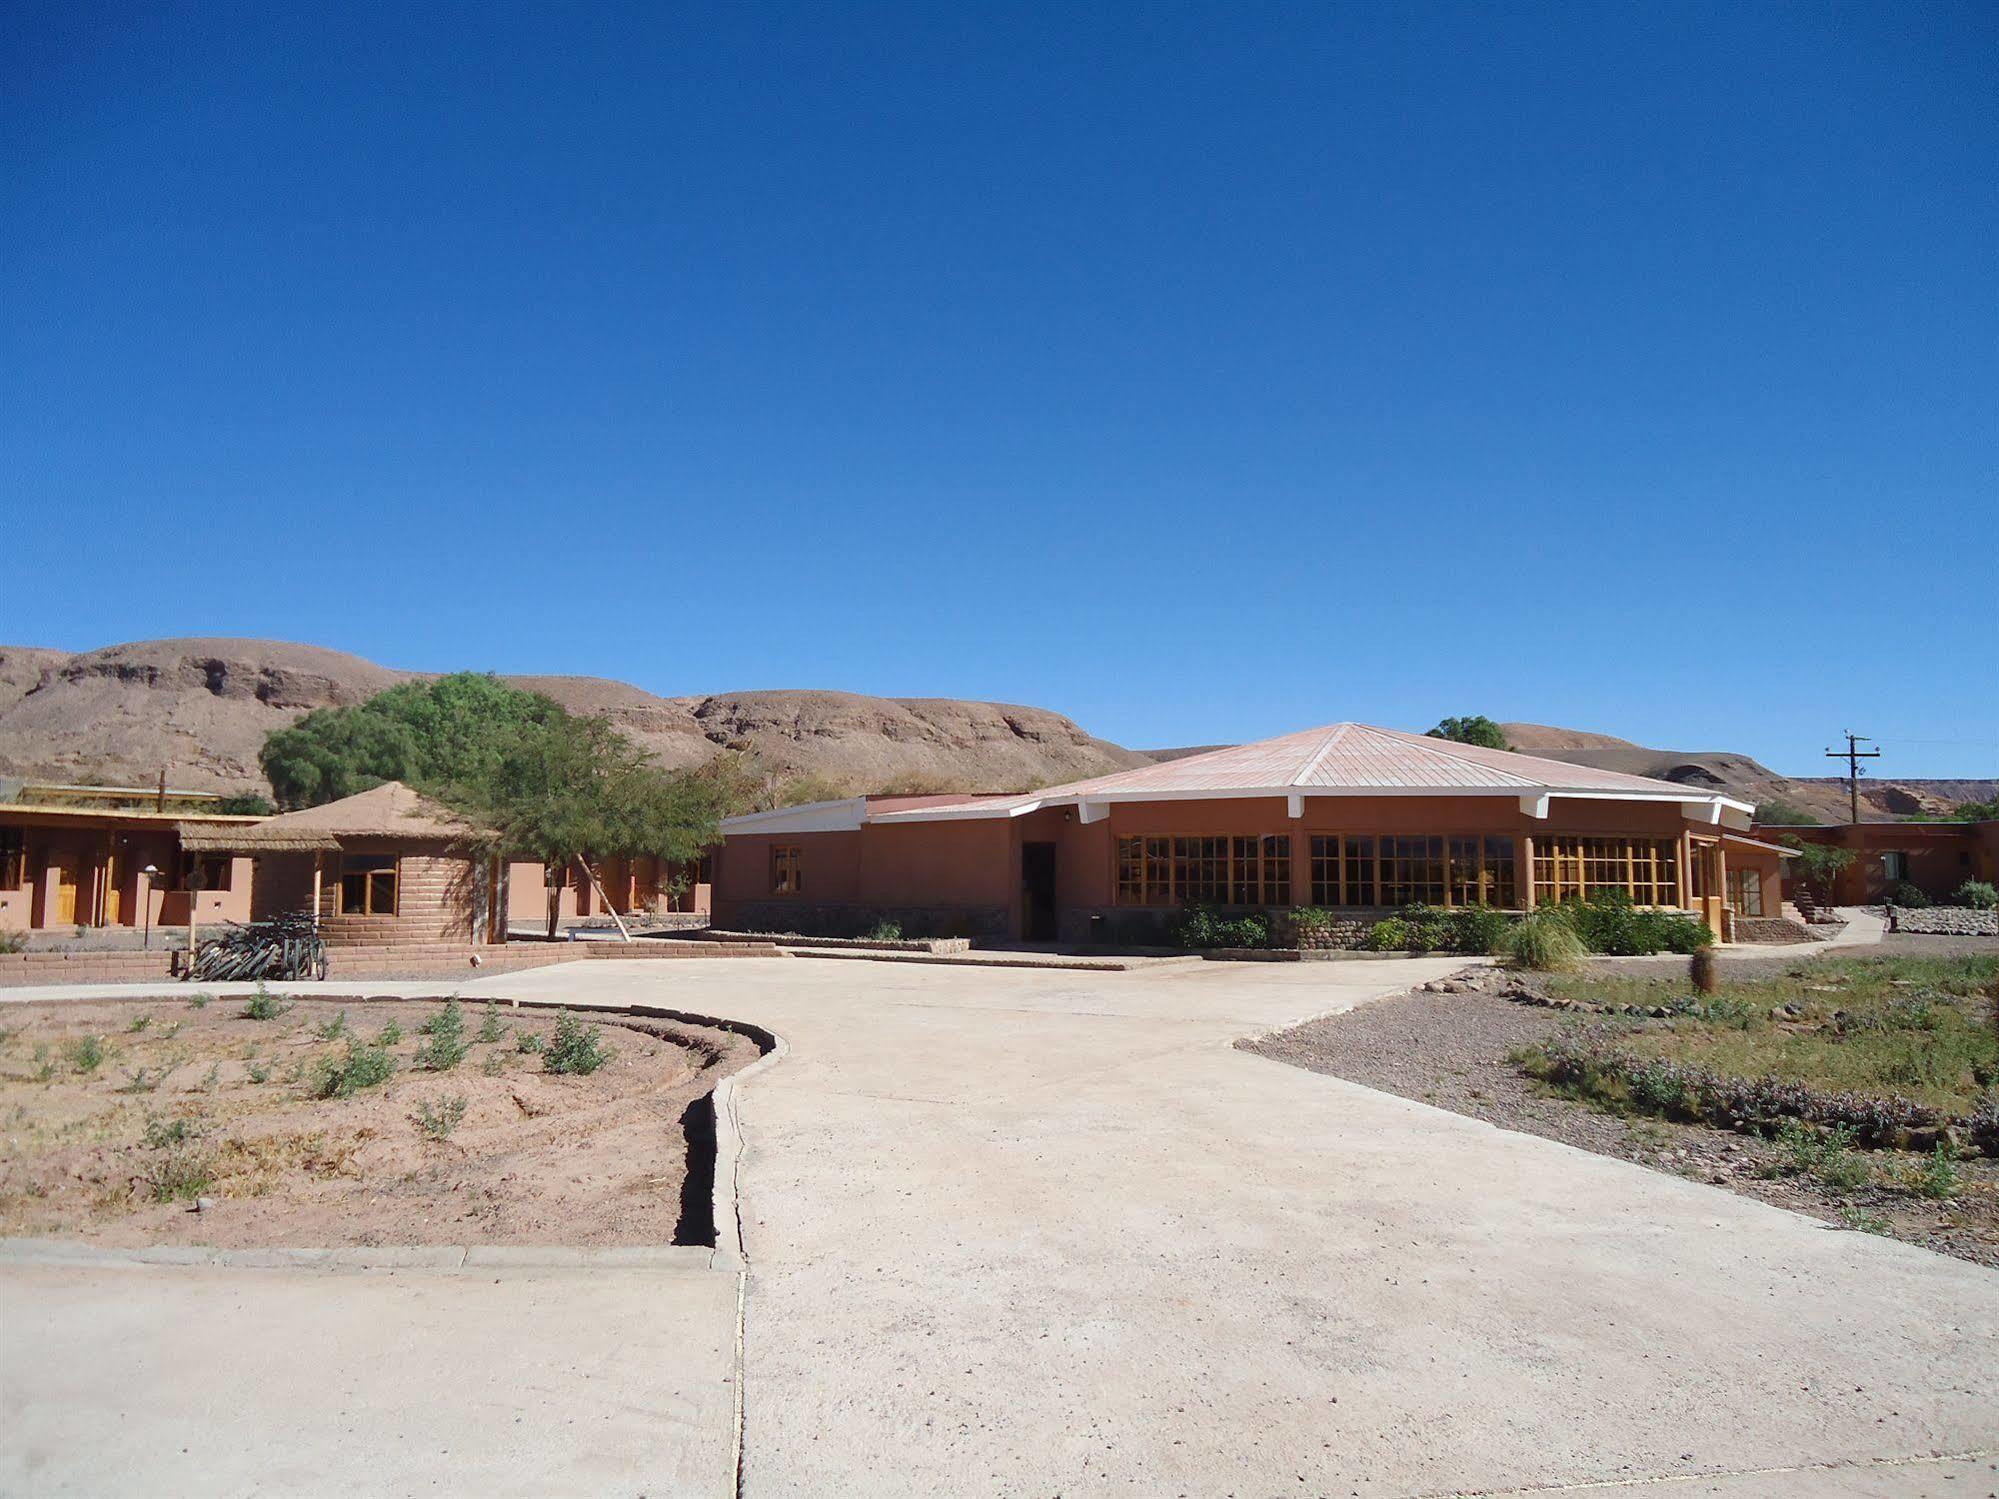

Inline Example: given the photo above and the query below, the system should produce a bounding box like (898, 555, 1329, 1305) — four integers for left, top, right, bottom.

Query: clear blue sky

(5, 3, 1994, 776)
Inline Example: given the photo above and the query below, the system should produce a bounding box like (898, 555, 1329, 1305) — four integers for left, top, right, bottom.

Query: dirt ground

(1245, 943, 1999, 1269)
(0, 994, 757, 1249)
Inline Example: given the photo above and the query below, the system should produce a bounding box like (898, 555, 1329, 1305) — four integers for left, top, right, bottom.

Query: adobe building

(0, 796, 259, 935)
(180, 781, 507, 948)
(1758, 819, 1999, 905)
(504, 852, 712, 931)
(714, 721, 1790, 944)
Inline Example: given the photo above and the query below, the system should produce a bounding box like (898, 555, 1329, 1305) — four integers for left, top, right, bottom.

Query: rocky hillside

(1499, 723, 1994, 824)
(0, 640, 1145, 797)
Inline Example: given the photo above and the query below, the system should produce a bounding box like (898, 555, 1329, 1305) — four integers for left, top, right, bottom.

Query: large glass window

(1728, 867, 1765, 916)
(771, 845, 802, 895)
(1379, 836, 1446, 906)
(1113, 835, 1291, 906)
(338, 854, 398, 915)
(1449, 836, 1517, 908)
(1533, 837, 1680, 905)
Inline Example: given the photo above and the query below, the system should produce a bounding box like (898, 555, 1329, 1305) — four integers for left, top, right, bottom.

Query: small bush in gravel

(413, 1095, 468, 1141)
(413, 1000, 468, 1071)
(374, 1020, 402, 1046)
(543, 1010, 612, 1076)
(1769, 1119, 1870, 1191)
(1888, 882, 1932, 909)
(866, 919, 904, 942)
(516, 1031, 543, 1054)
(186, 993, 212, 1010)
(242, 985, 293, 1021)
(127, 1015, 151, 1034)
(141, 1116, 213, 1202)
(1951, 881, 1997, 910)
(1175, 905, 1271, 950)
(315, 1011, 350, 1042)
(64, 1035, 106, 1074)
(1899, 1143, 1962, 1200)
(312, 1042, 397, 1099)
(477, 1002, 505, 1044)
(1500, 911, 1587, 972)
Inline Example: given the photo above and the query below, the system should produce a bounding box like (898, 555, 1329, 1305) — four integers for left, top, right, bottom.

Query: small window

(0, 827, 23, 890)
(339, 854, 398, 915)
(1881, 852, 1909, 882)
(771, 846, 802, 895)
(178, 853, 233, 891)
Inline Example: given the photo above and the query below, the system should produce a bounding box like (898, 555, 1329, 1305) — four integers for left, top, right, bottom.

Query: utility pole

(1825, 732, 1881, 826)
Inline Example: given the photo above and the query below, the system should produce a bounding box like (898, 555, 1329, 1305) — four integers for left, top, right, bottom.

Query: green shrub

(315, 1010, 350, 1042)
(1364, 918, 1411, 951)
(1500, 911, 1587, 972)
(1174, 905, 1270, 950)
(1450, 904, 1513, 956)
(312, 1042, 397, 1099)
(413, 999, 468, 1071)
(242, 985, 292, 1020)
(186, 992, 212, 1010)
(413, 1095, 468, 1141)
(865, 919, 905, 942)
(1770, 1119, 1870, 1191)
(1888, 882, 1931, 909)
(476, 1002, 505, 1043)
(516, 1030, 544, 1054)
(543, 1010, 612, 1076)
(65, 1035, 106, 1074)
(127, 1015, 151, 1034)
(1900, 1143, 1961, 1199)
(375, 1020, 402, 1046)
(1950, 881, 1997, 910)
(140, 1116, 212, 1202)
(1554, 892, 1710, 956)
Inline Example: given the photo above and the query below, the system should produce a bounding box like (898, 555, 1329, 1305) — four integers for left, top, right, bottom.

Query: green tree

(1951, 796, 1999, 822)
(258, 674, 730, 938)
(1426, 716, 1510, 751)
(1778, 834, 1855, 898)
(1754, 799, 1819, 826)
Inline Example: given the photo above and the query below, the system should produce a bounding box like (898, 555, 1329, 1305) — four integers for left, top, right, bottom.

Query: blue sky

(5, 2, 1994, 775)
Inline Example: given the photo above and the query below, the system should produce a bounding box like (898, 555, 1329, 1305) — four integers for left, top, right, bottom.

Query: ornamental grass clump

(1500, 910, 1587, 972)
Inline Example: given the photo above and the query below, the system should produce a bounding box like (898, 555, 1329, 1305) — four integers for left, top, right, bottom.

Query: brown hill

(1497, 724, 1994, 824)
(0, 638, 1146, 797)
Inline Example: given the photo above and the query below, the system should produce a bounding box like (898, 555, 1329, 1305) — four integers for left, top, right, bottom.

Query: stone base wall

(719, 901, 1010, 941)
(1890, 906, 1999, 936)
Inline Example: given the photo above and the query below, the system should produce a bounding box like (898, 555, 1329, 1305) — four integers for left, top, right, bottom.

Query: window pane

(1342, 837, 1376, 906)
(368, 870, 396, 914)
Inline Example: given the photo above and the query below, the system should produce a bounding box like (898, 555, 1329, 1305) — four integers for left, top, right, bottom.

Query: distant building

(0, 789, 259, 934)
(1756, 819, 1999, 905)
(716, 721, 1787, 944)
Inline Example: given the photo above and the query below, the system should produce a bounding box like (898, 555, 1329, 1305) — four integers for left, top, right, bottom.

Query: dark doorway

(1021, 842, 1057, 941)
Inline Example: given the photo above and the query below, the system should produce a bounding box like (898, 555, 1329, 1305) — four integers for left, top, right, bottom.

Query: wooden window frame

(1112, 834, 1292, 907)
(770, 845, 803, 896)
(1728, 867, 1765, 917)
(1532, 836, 1680, 907)
(0, 827, 24, 891)
(337, 853, 399, 917)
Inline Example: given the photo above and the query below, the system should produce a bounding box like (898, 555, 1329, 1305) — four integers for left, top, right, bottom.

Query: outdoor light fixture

(140, 864, 160, 948)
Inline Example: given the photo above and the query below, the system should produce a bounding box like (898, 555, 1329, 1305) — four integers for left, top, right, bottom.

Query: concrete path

(5, 955, 1996, 1498)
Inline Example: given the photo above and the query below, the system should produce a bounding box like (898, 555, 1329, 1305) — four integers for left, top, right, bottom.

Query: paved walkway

(5, 955, 1996, 1497)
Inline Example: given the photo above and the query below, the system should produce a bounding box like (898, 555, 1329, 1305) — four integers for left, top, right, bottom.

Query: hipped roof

(177, 781, 485, 853)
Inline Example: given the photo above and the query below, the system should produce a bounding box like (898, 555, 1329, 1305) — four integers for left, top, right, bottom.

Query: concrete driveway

(6, 956, 1997, 1497)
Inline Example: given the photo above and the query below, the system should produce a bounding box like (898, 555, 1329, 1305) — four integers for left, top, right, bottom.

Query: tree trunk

(546, 873, 561, 941)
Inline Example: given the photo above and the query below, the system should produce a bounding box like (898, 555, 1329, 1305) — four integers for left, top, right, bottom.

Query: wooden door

(102, 849, 123, 926)
(52, 856, 77, 925)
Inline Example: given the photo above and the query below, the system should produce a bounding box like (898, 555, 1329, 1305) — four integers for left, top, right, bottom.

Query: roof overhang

(726, 785, 1753, 833)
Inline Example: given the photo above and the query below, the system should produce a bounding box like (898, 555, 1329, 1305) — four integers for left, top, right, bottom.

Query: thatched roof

(177, 782, 487, 853)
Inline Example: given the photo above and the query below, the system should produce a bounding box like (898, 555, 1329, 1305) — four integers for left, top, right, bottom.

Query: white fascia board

(853, 784, 1745, 823)
(718, 797, 869, 836)
(867, 799, 1045, 824)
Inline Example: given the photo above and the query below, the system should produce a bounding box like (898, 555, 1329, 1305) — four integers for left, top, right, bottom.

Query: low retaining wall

(0, 939, 782, 987)
(717, 901, 1008, 941)
(696, 929, 972, 955)
(1889, 906, 1999, 936)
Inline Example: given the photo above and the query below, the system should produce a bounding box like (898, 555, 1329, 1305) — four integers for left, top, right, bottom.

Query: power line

(1825, 731, 1883, 826)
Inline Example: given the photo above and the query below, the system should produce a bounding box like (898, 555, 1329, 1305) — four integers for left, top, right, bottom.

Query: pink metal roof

(871, 722, 1730, 819)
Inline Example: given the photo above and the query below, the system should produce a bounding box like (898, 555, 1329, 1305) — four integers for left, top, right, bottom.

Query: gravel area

(1243, 958, 1999, 1269)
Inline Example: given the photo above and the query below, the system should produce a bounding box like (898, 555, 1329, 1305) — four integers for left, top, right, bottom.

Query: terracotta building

(0, 799, 258, 935)
(714, 722, 1788, 944)
(179, 782, 507, 948)
(1757, 819, 1999, 905)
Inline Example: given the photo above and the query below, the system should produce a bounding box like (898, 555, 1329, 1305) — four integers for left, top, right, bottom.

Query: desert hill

(0, 639, 1146, 797)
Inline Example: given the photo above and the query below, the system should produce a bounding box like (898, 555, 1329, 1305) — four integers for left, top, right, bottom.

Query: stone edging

(0, 992, 790, 1276)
